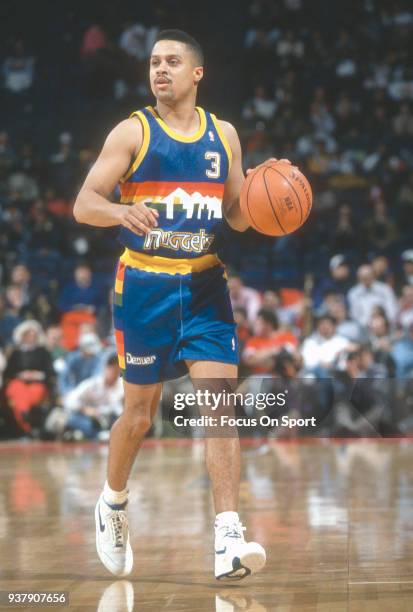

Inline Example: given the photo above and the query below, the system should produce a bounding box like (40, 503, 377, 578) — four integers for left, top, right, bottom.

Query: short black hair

(316, 314, 336, 326)
(154, 29, 204, 65)
(257, 308, 279, 329)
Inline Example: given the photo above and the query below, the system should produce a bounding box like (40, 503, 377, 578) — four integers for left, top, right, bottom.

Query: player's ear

(194, 66, 203, 85)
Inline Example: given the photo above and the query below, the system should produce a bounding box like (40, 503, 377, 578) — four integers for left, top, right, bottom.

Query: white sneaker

(215, 520, 266, 581)
(95, 494, 133, 577)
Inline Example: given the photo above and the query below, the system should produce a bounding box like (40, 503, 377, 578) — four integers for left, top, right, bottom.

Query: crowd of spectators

(1, 0, 413, 439)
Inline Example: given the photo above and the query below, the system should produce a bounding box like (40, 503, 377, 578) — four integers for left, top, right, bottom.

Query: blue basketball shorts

(113, 262, 239, 384)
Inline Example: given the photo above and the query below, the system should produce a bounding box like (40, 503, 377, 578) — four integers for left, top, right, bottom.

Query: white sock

(215, 511, 239, 528)
(103, 480, 128, 506)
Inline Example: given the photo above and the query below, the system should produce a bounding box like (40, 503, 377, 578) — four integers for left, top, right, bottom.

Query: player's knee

(123, 402, 153, 437)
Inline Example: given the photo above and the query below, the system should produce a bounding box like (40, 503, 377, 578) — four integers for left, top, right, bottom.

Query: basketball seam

(246, 169, 266, 234)
(267, 166, 303, 226)
(262, 168, 286, 235)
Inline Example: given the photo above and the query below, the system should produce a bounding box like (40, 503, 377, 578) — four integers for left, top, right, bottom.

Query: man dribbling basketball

(74, 29, 288, 581)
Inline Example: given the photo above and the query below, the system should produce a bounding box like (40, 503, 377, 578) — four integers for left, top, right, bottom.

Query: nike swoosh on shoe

(98, 506, 106, 533)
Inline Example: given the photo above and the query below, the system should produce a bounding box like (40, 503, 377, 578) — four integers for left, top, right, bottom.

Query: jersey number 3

(205, 152, 221, 178)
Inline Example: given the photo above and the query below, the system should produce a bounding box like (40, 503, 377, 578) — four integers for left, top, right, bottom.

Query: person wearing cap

(312, 254, 353, 309)
(58, 331, 103, 395)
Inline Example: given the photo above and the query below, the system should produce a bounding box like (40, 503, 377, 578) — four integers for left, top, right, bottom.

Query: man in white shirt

(64, 354, 124, 439)
(302, 315, 350, 374)
(347, 264, 398, 327)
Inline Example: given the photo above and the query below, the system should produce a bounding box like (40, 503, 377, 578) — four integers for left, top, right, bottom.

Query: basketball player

(74, 30, 281, 580)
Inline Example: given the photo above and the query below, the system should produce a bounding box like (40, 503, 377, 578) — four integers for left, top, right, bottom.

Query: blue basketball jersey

(118, 106, 232, 273)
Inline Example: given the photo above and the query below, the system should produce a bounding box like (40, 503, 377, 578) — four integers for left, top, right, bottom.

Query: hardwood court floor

(0, 438, 412, 611)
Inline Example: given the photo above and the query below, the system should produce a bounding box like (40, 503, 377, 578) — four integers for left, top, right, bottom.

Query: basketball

(240, 161, 313, 236)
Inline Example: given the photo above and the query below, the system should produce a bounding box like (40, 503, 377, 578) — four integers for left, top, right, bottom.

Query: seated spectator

(0, 285, 25, 346)
(7, 166, 39, 202)
(242, 85, 277, 123)
(59, 332, 103, 395)
(326, 295, 365, 343)
(58, 262, 102, 350)
(276, 30, 304, 59)
(313, 254, 353, 309)
(49, 132, 79, 199)
(396, 173, 413, 226)
(397, 250, 413, 291)
(392, 102, 413, 136)
(367, 312, 396, 377)
(228, 272, 262, 324)
(62, 353, 123, 440)
(332, 349, 390, 437)
(329, 205, 360, 254)
(58, 262, 101, 314)
(364, 199, 399, 252)
(3, 320, 55, 434)
(9, 263, 39, 307)
(7, 261, 52, 326)
(391, 323, 413, 379)
(45, 324, 67, 374)
(397, 285, 413, 331)
(3, 39, 35, 95)
(368, 312, 393, 351)
(242, 309, 298, 374)
(348, 264, 398, 327)
(301, 314, 350, 375)
(261, 289, 305, 331)
(371, 255, 394, 287)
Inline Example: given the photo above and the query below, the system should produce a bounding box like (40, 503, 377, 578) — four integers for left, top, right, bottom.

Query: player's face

(150, 40, 203, 103)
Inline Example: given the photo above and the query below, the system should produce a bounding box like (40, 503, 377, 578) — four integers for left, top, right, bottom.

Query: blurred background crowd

(1, 0, 413, 440)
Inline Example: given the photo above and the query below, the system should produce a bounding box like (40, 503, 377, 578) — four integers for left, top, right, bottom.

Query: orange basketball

(240, 161, 312, 236)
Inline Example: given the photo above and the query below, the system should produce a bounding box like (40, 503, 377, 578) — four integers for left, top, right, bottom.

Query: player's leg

(186, 359, 266, 581)
(107, 380, 162, 491)
(96, 381, 161, 577)
(187, 360, 240, 512)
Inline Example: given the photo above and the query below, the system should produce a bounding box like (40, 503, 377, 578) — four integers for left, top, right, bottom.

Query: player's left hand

(246, 158, 292, 175)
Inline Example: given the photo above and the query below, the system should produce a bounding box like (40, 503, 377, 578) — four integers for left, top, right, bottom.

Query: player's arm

(219, 121, 249, 232)
(73, 118, 158, 234)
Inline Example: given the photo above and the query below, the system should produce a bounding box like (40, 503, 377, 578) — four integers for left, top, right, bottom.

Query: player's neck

(154, 99, 200, 136)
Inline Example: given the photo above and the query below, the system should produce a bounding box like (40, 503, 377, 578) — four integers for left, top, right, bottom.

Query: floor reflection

(97, 580, 134, 612)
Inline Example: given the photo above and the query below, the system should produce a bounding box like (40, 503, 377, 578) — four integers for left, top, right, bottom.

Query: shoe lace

(222, 522, 246, 539)
(109, 511, 127, 547)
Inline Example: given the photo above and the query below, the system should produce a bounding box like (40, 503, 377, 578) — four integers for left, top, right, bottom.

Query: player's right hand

(119, 202, 159, 235)
(246, 158, 292, 175)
